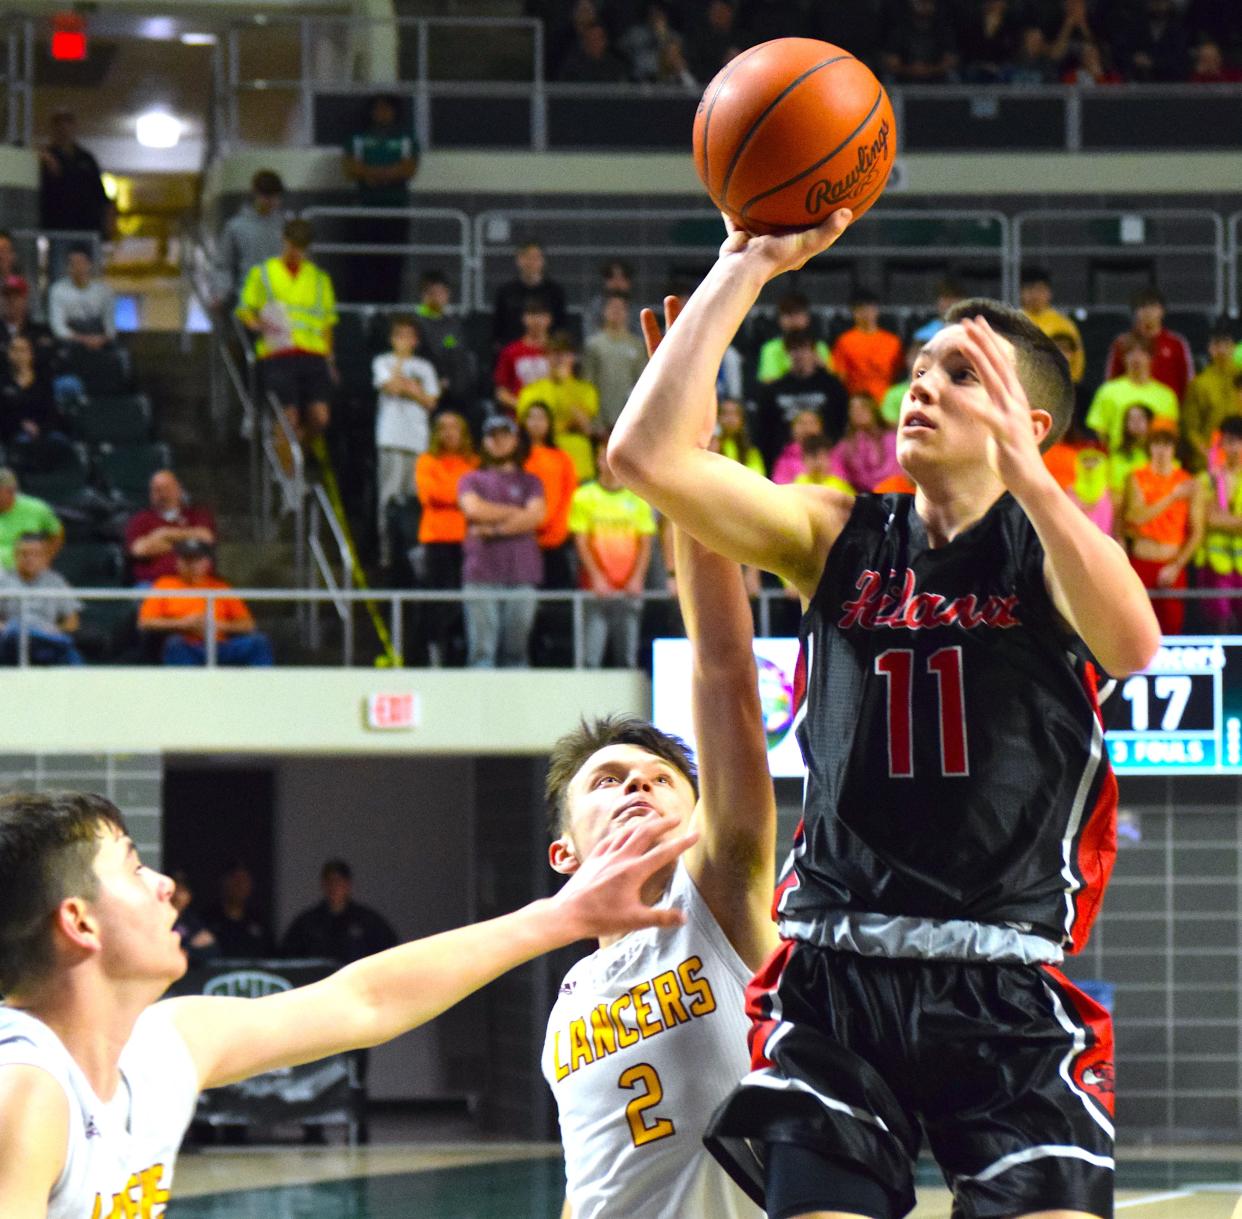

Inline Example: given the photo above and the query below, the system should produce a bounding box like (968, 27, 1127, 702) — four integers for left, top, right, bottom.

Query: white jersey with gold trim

(0, 1002, 199, 1219)
(542, 862, 762, 1219)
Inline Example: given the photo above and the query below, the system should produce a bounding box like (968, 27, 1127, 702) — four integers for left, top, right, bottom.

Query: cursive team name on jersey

(90, 1162, 170, 1218)
(552, 956, 717, 1081)
(839, 568, 1022, 631)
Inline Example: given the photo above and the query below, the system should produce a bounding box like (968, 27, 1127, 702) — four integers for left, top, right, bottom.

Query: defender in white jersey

(0, 791, 696, 1217)
(542, 298, 778, 1219)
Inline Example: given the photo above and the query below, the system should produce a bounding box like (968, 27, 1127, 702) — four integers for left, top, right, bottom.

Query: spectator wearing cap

(124, 469, 218, 585)
(1087, 340, 1180, 456)
(236, 218, 338, 462)
(516, 332, 600, 481)
(280, 859, 398, 964)
(0, 468, 63, 569)
(1182, 323, 1241, 472)
(457, 415, 545, 668)
(342, 94, 420, 304)
(1019, 268, 1085, 383)
(830, 289, 904, 402)
(1105, 288, 1193, 400)
(1123, 419, 1202, 635)
(212, 169, 286, 313)
(138, 538, 273, 666)
(492, 241, 567, 349)
(0, 532, 83, 665)
(49, 244, 115, 351)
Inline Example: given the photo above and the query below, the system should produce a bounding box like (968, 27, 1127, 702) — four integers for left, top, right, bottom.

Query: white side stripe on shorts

(740, 1067, 893, 1136)
(1042, 977, 1116, 1140)
(958, 1143, 1115, 1184)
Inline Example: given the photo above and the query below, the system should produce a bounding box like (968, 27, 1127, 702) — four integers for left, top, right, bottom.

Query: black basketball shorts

(704, 938, 1115, 1219)
(261, 352, 333, 414)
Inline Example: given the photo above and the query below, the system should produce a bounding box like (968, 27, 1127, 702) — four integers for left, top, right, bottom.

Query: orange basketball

(693, 39, 897, 235)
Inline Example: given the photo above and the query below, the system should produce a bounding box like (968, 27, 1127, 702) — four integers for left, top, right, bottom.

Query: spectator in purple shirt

(457, 415, 546, 668)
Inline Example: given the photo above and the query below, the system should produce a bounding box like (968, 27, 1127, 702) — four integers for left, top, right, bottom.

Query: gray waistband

(778, 912, 1065, 965)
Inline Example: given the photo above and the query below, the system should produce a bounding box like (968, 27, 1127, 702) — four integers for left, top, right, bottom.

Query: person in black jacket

(492, 240, 567, 349)
(281, 858, 398, 964)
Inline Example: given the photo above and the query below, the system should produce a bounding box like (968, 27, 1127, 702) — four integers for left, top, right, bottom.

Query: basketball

(692, 38, 897, 235)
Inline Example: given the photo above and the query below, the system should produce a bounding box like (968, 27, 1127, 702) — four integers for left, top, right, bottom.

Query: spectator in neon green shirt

(0, 468, 63, 569)
(880, 338, 921, 426)
(756, 291, 833, 384)
(1086, 341, 1178, 453)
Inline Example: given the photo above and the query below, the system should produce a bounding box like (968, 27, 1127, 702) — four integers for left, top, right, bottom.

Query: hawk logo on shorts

(1073, 1052, 1115, 1109)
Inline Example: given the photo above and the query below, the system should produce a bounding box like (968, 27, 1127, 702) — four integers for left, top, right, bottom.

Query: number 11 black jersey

(776, 492, 1118, 962)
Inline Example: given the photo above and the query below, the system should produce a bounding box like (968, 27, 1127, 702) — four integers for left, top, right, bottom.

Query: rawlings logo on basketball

(839, 569, 1021, 631)
(804, 119, 891, 216)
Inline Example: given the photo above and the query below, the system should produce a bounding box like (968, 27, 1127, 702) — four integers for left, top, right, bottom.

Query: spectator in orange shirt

(414, 411, 478, 665)
(830, 289, 904, 401)
(1123, 420, 1204, 635)
(523, 400, 579, 665)
(138, 539, 273, 665)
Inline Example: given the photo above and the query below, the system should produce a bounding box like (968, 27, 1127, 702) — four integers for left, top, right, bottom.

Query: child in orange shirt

(830, 289, 904, 402)
(1123, 420, 1203, 634)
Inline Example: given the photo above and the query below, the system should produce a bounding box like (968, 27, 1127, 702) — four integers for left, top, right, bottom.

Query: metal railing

(303, 205, 473, 307)
(1012, 209, 1229, 315)
(307, 484, 354, 662)
(258, 390, 307, 585)
(1230, 211, 1242, 318)
(221, 14, 543, 151)
(1, 18, 32, 147)
(0, 582, 1210, 669)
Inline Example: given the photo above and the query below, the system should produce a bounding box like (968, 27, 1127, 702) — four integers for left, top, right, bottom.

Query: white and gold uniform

(0, 1003, 198, 1219)
(543, 862, 762, 1219)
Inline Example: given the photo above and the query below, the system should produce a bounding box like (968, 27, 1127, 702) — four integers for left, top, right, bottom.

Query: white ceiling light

(135, 110, 182, 149)
(180, 32, 217, 46)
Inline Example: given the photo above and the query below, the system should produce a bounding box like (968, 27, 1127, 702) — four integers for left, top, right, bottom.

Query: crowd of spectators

(530, 0, 1242, 88)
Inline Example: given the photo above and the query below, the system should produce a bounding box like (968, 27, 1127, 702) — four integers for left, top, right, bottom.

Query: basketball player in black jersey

(610, 214, 1161, 1219)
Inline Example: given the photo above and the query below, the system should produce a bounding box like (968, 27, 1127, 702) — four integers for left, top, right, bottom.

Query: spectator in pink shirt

(771, 409, 825, 485)
(830, 393, 901, 492)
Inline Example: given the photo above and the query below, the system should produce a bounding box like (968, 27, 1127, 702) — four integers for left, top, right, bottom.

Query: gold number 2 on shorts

(618, 1063, 675, 1146)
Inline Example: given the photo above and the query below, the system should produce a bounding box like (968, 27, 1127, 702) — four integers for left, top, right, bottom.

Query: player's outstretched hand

(552, 812, 698, 941)
(955, 314, 1054, 495)
(718, 209, 853, 279)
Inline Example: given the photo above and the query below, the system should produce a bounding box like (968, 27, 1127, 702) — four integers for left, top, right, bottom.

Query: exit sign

(365, 692, 419, 731)
(51, 14, 87, 61)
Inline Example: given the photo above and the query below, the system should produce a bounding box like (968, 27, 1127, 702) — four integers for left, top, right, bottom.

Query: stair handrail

(259, 391, 307, 584)
(307, 483, 354, 662)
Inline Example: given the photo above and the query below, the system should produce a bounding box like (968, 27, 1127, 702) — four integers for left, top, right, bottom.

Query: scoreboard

(1102, 636, 1242, 774)
(656, 635, 1242, 780)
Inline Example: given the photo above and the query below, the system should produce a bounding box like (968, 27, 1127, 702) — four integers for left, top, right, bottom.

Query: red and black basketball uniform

(775, 491, 1118, 963)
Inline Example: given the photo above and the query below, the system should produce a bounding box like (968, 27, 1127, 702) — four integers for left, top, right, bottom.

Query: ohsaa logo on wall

(204, 970, 294, 999)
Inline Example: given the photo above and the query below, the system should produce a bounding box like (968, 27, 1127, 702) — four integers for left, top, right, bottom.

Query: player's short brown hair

(546, 716, 698, 835)
(0, 792, 126, 994)
(944, 298, 1074, 451)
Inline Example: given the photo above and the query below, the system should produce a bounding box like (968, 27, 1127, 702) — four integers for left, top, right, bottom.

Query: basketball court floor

(172, 1143, 1242, 1217)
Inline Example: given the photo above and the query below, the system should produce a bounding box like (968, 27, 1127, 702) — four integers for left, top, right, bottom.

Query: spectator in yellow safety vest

(236, 218, 338, 465)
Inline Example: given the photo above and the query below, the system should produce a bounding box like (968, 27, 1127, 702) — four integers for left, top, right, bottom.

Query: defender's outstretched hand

(719, 209, 853, 279)
(641, 295, 719, 447)
(552, 813, 698, 940)
(954, 314, 1055, 495)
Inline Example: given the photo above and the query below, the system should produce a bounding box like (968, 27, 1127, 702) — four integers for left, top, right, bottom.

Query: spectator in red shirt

(1189, 39, 1242, 82)
(494, 295, 552, 411)
(1105, 288, 1193, 400)
(124, 469, 217, 585)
